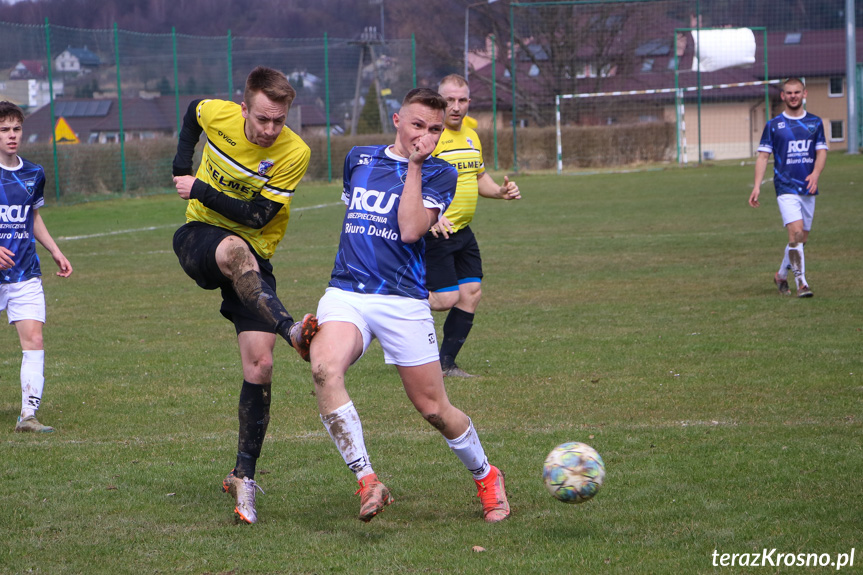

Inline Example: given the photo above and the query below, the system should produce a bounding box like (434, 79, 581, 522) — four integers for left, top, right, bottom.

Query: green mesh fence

(0, 3, 858, 196)
(0, 21, 415, 200)
(494, 0, 860, 171)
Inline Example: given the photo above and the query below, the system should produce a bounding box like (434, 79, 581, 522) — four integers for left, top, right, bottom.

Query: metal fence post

(325, 32, 332, 182)
(114, 22, 127, 194)
(227, 29, 233, 97)
(491, 34, 498, 170)
(172, 27, 180, 133)
(44, 18, 60, 201)
(509, 3, 518, 172)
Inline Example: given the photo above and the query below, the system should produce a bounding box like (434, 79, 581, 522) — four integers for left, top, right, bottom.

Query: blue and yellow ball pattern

(543, 442, 605, 504)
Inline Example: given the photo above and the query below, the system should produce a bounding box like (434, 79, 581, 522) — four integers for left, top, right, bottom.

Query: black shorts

(173, 221, 278, 335)
(424, 225, 483, 293)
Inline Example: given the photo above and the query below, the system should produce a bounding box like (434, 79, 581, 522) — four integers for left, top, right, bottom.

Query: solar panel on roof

(54, 100, 111, 118)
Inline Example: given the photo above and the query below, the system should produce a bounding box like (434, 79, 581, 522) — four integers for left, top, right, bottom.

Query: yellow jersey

(432, 123, 485, 233)
(185, 99, 310, 259)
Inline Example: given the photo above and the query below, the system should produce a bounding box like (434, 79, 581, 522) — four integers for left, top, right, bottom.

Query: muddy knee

(220, 237, 255, 279)
(248, 356, 273, 382)
(312, 363, 337, 391)
(423, 412, 446, 431)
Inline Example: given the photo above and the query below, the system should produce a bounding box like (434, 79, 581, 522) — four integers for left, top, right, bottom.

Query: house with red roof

(468, 25, 861, 160)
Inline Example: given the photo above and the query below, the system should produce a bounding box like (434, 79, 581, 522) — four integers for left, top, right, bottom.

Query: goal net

(552, 26, 776, 172)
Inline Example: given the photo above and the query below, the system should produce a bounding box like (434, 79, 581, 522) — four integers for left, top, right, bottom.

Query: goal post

(555, 79, 780, 173)
(554, 26, 777, 172)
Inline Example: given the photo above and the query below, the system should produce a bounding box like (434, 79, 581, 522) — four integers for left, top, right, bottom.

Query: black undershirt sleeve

(189, 180, 284, 229)
(172, 99, 205, 177)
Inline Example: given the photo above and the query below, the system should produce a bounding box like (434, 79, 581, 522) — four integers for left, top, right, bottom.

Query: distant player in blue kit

(309, 88, 511, 523)
(749, 77, 827, 298)
(0, 101, 73, 433)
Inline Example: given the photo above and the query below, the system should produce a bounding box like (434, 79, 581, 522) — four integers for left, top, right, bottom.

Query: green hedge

(24, 123, 675, 199)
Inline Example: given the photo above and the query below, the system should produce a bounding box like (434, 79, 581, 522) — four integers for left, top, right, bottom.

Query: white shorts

(777, 194, 816, 230)
(316, 287, 439, 366)
(0, 277, 46, 324)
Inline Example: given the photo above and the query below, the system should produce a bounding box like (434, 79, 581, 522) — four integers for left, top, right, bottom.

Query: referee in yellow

(171, 66, 318, 524)
(425, 74, 521, 378)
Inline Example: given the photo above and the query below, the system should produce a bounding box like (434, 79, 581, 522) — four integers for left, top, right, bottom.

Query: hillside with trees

(0, 0, 856, 82)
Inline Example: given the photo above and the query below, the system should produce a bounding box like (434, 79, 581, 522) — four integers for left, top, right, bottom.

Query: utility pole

(349, 27, 389, 135)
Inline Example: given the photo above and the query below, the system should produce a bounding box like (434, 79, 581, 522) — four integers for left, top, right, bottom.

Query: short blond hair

(783, 77, 805, 91)
(438, 74, 469, 91)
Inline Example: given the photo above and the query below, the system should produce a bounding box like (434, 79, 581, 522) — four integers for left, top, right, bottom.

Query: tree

(356, 83, 381, 135)
(156, 76, 171, 94)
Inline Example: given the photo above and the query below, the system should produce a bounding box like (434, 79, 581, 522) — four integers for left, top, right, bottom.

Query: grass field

(2, 155, 862, 574)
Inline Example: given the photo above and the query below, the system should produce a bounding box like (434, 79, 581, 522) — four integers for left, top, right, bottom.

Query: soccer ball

(543, 442, 605, 504)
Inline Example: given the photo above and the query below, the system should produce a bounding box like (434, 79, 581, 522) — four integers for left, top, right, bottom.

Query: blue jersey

(0, 156, 45, 284)
(328, 145, 456, 299)
(758, 111, 828, 196)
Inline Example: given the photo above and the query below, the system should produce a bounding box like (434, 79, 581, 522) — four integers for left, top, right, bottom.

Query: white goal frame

(555, 79, 781, 173)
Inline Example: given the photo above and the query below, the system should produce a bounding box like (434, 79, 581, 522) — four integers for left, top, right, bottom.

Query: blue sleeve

(814, 120, 828, 149)
(422, 162, 457, 214)
(34, 166, 46, 208)
(757, 121, 773, 153)
(341, 148, 354, 205)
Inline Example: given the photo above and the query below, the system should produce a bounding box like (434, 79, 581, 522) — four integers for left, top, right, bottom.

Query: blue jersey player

(749, 78, 828, 298)
(0, 101, 73, 433)
(309, 88, 511, 524)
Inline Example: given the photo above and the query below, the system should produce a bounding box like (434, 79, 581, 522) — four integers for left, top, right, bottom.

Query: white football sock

(787, 243, 808, 288)
(779, 247, 791, 278)
(321, 401, 373, 480)
(21, 350, 45, 419)
(445, 418, 490, 480)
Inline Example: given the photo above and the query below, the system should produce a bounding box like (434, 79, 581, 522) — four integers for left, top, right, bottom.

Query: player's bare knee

(21, 333, 44, 350)
(466, 288, 482, 307)
(311, 361, 336, 390)
(429, 292, 454, 311)
(222, 238, 254, 277)
(247, 356, 273, 382)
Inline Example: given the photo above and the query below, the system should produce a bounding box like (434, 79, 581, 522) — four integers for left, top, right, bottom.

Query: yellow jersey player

(426, 74, 521, 378)
(171, 66, 318, 524)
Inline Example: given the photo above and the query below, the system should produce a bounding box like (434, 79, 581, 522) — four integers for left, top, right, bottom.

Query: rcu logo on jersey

(0, 204, 31, 223)
(787, 140, 812, 154)
(349, 187, 399, 215)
